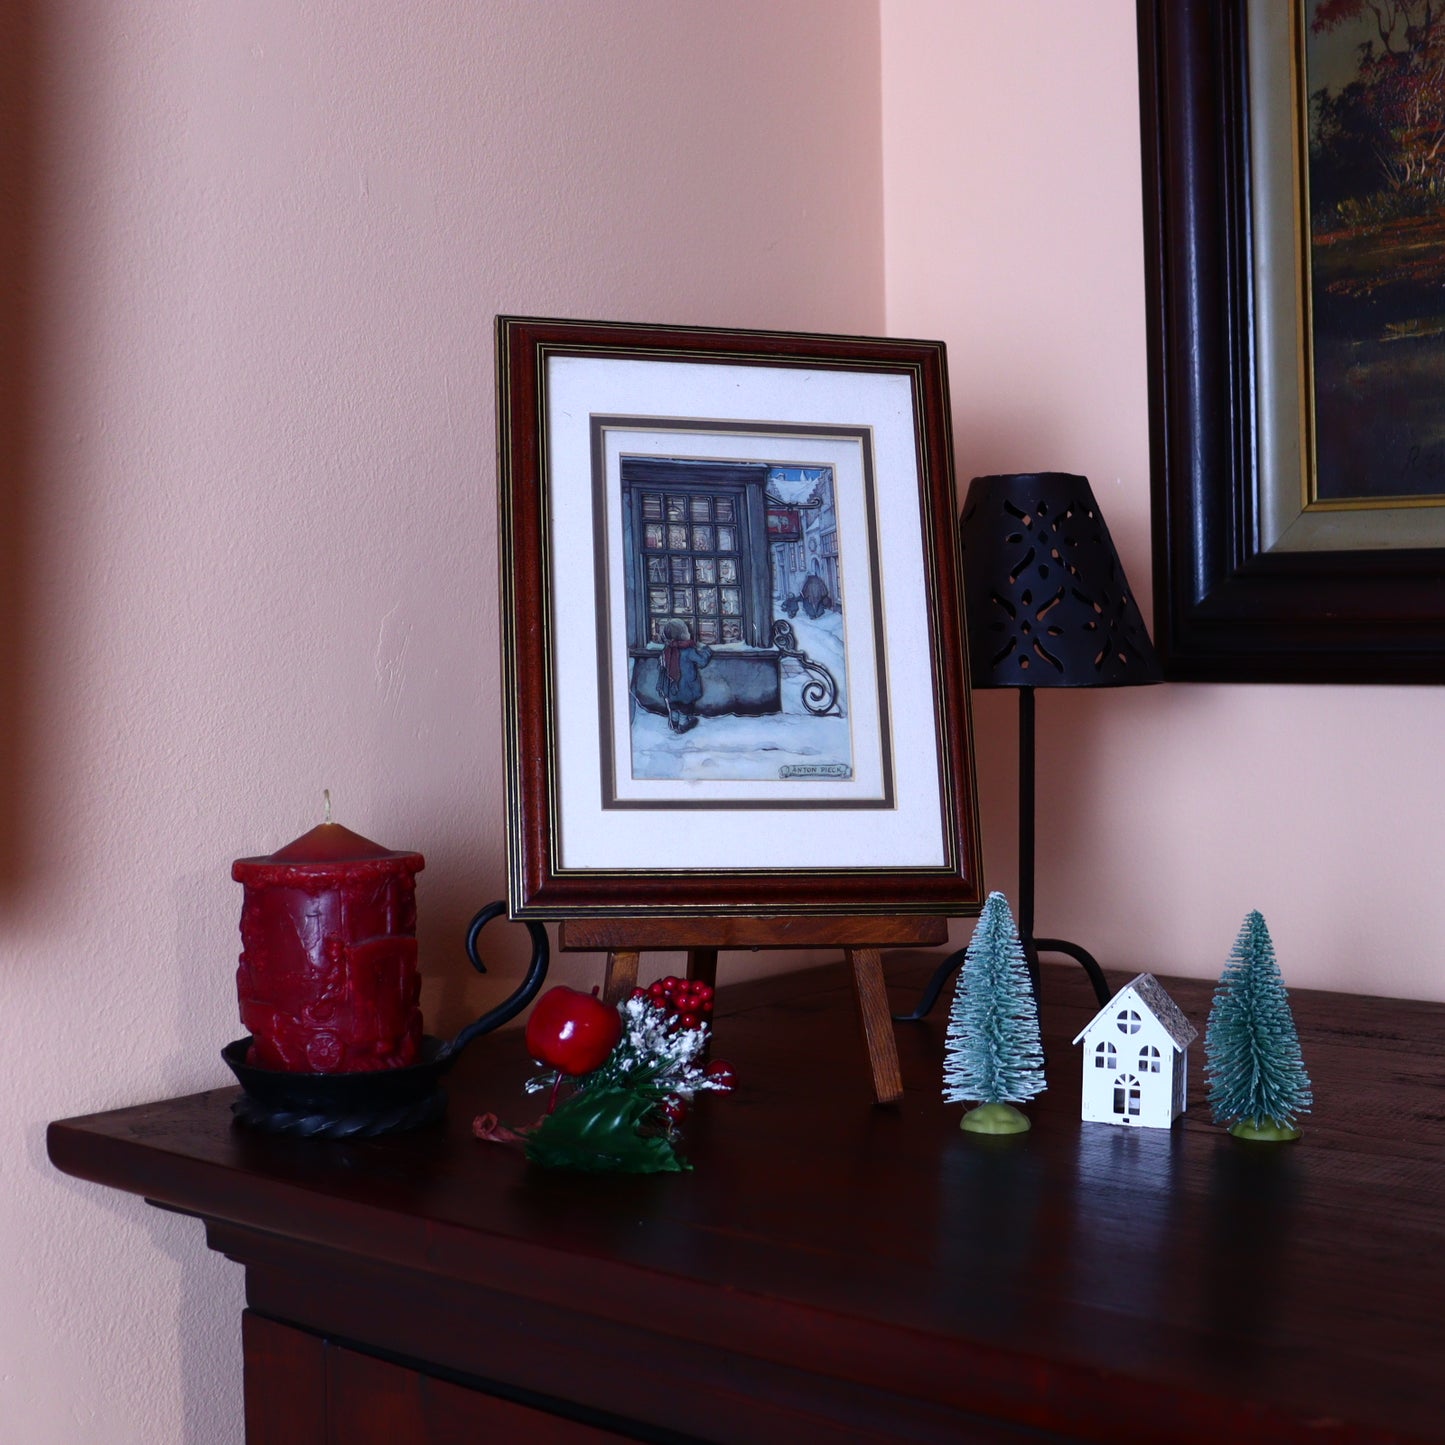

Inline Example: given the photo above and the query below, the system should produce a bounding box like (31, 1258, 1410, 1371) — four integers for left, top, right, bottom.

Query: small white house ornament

(1072, 974, 1198, 1128)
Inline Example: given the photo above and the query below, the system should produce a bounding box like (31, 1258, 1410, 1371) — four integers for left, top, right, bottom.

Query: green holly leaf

(524, 1084, 688, 1173)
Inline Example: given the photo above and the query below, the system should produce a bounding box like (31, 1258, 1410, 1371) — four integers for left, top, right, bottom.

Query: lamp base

(893, 935, 1112, 1021)
(1031, 937, 1112, 1007)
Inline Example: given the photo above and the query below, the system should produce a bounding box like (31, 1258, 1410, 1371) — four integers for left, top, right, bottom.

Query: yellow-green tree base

(960, 1102, 1031, 1134)
(1229, 1117, 1301, 1142)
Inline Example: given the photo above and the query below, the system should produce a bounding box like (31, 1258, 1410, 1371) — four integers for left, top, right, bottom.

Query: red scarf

(662, 639, 685, 683)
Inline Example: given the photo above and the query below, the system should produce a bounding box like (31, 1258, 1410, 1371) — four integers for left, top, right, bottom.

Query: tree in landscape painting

(1305, 0, 1445, 497)
(1205, 911, 1313, 1142)
(943, 892, 1046, 1135)
(1310, 0, 1445, 222)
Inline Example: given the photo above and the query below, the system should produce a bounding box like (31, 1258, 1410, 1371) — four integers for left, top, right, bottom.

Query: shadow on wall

(0, 1, 39, 908)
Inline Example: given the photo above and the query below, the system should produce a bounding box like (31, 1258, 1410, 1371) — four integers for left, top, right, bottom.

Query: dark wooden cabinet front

(49, 959, 1445, 1444)
(243, 1314, 626, 1445)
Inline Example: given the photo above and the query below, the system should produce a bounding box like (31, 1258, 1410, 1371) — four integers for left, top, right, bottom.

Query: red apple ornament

(525, 986, 623, 1077)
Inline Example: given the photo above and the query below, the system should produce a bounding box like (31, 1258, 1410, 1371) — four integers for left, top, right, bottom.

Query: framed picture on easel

(496, 316, 982, 920)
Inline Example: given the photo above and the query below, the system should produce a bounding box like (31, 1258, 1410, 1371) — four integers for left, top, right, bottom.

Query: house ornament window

(1139, 1044, 1161, 1073)
(1112, 1073, 1142, 1116)
(1115, 1008, 1141, 1035)
(1094, 1041, 1117, 1069)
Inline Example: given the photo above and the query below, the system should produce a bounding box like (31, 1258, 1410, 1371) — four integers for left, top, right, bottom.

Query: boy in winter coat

(657, 618, 713, 734)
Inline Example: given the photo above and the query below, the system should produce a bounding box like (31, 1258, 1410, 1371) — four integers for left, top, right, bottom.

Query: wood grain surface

(50, 958, 1445, 1443)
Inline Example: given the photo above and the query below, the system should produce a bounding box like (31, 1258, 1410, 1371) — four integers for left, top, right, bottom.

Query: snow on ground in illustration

(782, 608, 847, 712)
(631, 610, 854, 783)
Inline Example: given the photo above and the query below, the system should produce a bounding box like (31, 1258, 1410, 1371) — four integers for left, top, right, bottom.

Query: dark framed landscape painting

(1138, 0, 1445, 681)
(1304, 0, 1445, 505)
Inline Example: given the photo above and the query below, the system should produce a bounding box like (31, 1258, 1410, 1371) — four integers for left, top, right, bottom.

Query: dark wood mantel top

(49, 958, 1445, 1444)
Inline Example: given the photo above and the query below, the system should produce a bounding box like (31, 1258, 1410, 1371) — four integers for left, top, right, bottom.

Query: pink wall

(882, 0, 1445, 1004)
(0, 3, 882, 1439)
(8, 1, 1440, 1438)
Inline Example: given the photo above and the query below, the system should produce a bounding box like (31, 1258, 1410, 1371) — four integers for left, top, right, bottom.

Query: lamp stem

(1017, 687, 1042, 1001)
(1018, 687, 1036, 938)
(889, 682, 1114, 1023)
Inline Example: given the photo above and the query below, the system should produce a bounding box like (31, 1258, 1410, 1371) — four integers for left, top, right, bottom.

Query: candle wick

(323, 789, 332, 824)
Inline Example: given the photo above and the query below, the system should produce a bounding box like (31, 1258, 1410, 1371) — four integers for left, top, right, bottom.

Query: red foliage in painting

(1309, 0, 1445, 229)
(1313, 0, 1440, 53)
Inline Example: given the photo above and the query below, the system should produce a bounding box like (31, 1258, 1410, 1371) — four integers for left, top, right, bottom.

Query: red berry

(678, 1013, 700, 1030)
(705, 1060, 736, 1091)
(660, 1095, 688, 1124)
(647, 981, 665, 997)
(700, 998, 714, 1014)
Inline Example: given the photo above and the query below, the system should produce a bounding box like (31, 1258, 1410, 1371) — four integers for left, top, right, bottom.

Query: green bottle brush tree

(1205, 911, 1313, 1142)
(943, 892, 1047, 1134)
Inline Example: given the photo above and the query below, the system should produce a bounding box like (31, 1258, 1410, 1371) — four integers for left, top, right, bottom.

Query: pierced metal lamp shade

(959, 472, 1163, 690)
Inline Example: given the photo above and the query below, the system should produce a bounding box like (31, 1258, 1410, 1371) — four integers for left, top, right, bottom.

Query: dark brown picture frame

(495, 316, 982, 919)
(1138, 0, 1445, 683)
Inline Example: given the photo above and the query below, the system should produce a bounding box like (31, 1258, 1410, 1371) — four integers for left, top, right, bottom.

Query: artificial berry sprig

(633, 974, 715, 1032)
(486, 987, 735, 1174)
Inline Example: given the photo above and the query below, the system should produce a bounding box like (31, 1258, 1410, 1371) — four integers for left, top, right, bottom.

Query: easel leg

(685, 947, 718, 990)
(847, 947, 903, 1105)
(602, 950, 640, 1006)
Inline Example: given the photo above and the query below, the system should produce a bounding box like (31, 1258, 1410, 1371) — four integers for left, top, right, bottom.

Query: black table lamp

(898, 472, 1163, 1020)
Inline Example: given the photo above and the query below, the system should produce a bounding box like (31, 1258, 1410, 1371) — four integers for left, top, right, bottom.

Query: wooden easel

(558, 915, 950, 1104)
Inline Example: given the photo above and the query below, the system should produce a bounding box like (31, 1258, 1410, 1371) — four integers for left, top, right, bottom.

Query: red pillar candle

(233, 819, 426, 1074)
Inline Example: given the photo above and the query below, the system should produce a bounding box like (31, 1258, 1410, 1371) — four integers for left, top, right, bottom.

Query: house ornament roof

(1071, 973, 1199, 1052)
